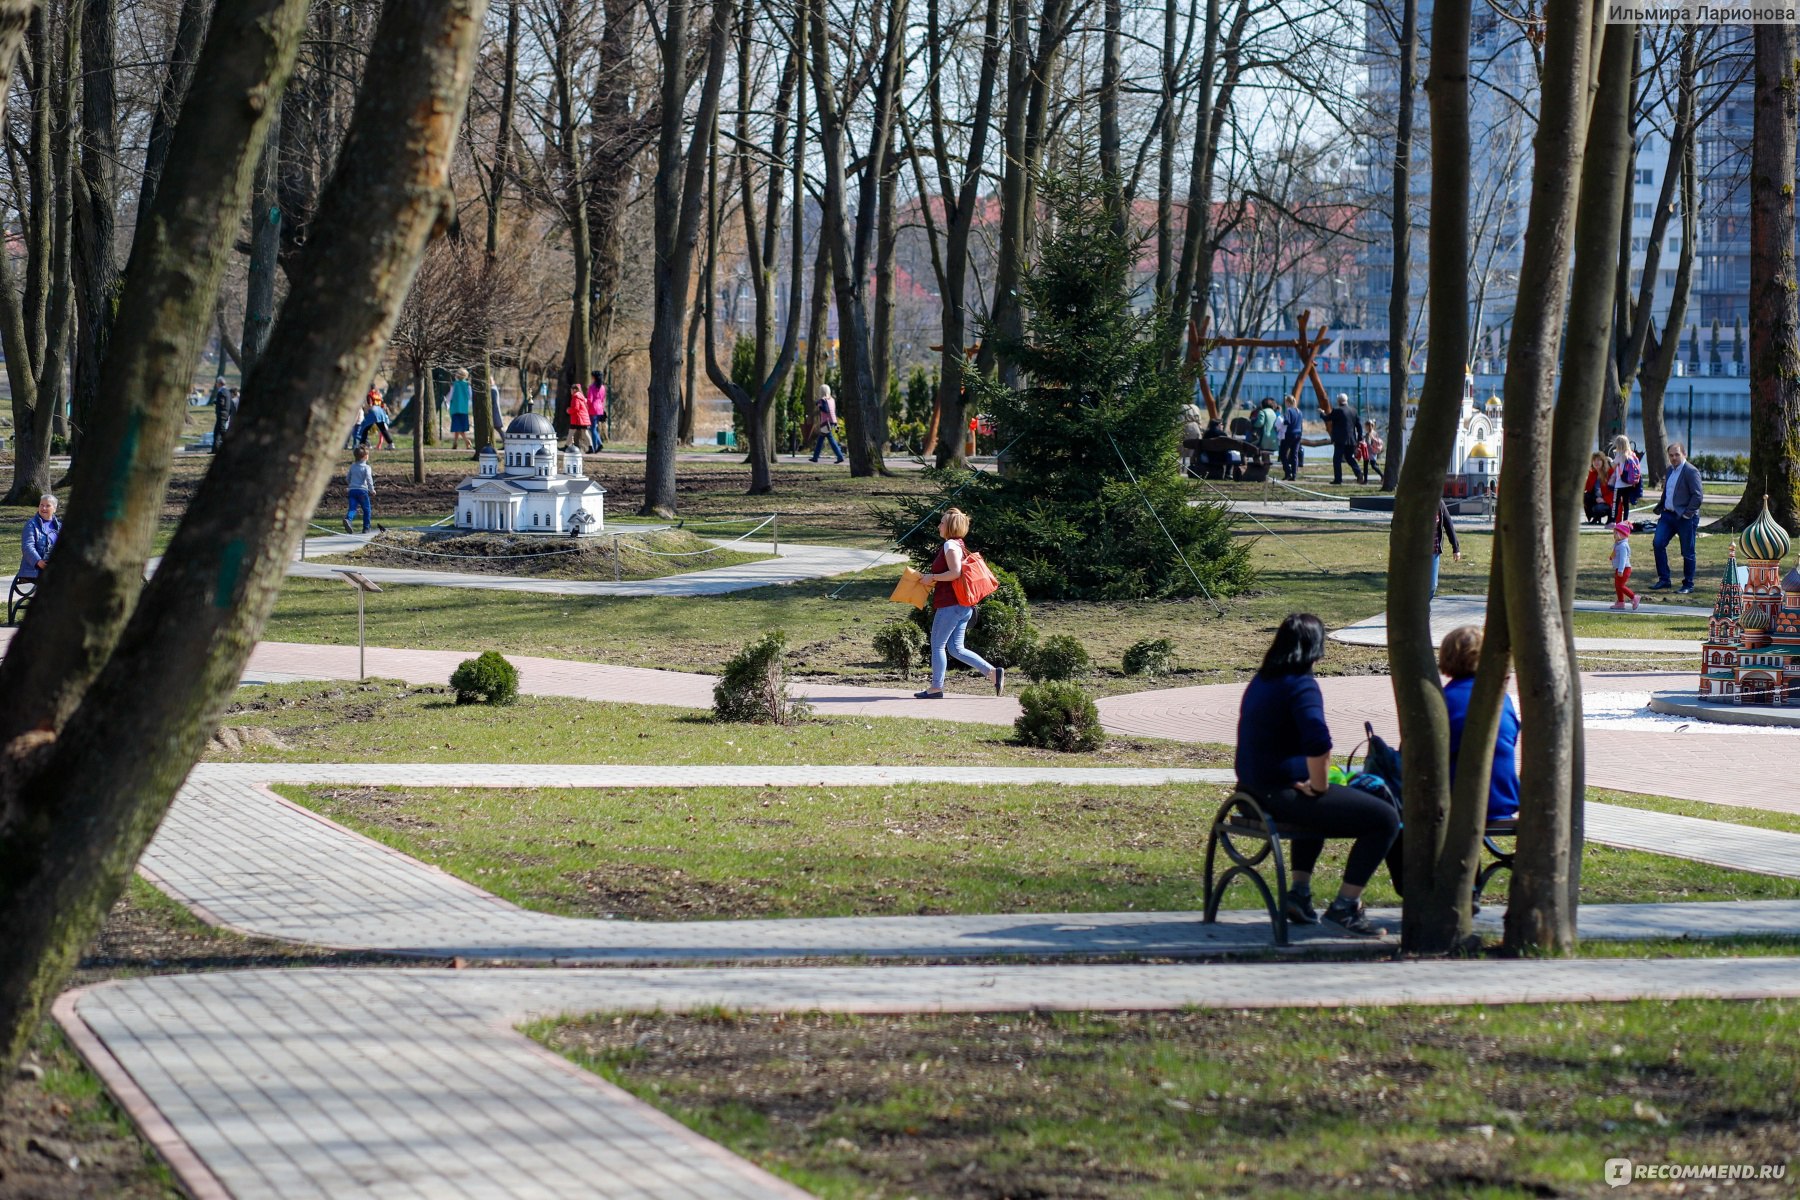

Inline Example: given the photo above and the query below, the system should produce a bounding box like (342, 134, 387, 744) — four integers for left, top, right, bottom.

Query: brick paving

(58, 956, 1800, 1199)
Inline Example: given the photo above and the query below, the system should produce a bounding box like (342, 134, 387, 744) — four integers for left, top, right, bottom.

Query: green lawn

(534, 999, 1800, 1199)
(215, 680, 1229, 768)
(277, 781, 1800, 921)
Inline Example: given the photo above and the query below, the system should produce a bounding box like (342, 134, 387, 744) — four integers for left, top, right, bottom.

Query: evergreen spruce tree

(891, 176, 1251, 601)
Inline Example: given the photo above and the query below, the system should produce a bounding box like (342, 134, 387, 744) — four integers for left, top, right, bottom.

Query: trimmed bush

(873, 620, 926, 678)
(1122, 637, 1177, 677)
(1026, 634, 1091, 682)
(1013, 681, 1106, 752)
(713, 631, 810, 724)
(449, 651, 519, 706)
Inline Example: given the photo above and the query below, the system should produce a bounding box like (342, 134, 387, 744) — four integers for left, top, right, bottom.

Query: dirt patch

(319, 526, 766, 581)
(545, 1007, 1800, 1199)
(206, 725, 288, 753)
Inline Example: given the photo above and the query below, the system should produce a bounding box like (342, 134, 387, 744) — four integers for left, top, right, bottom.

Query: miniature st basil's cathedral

(1698, 498, 1800, 705)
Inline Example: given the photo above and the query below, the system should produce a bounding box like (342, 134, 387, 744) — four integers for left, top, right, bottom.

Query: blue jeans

(346, 488, 372, 532)
(1653, 511, 1699, 587)
(811, 428, 844, 461)
(1430, 552, 1441, 598)
(588, 423, 603, 452)
(929, 603, 996, 690)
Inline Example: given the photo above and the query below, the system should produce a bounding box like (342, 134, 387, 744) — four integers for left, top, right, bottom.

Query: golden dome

(1742, 496, 1792, 563)
(1467, 442, 1494, 459)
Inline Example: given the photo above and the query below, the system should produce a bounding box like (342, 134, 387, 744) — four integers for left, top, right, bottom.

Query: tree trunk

(71, 0, 120, 458)
(133, 0, 211, 252)
(1381, 0, 1417, 491)
(1390, 0, 1473, 956)
(1639, 100, 1698, 466)
(552, 0, 590, 425)
(0, 0, 483, 1080)
(1721, 23, 1800, 535)
(1098, 0, 1122, 220)
(642, 0, 729, 515)
(681, 298, 701, 445)
(2, 5, 53, 505)
(1497, 0, 1603, 957)
(477, 0, 518, 455)
(474, 348, 495, 454)
(0, 0, 311, 746)
(242, 111, 282, 376)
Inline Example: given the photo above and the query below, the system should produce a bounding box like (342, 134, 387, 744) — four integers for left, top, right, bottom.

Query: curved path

(51, 758, 1800, 1199)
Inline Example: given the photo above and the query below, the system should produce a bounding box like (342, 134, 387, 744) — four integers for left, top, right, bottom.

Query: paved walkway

(52, 760, 1800, 1199)
(148, 768, 1800, 963)
(1331, 594, 1708, 655)
(59, 955, 1800, 1199)
(289, 534, 901, 597)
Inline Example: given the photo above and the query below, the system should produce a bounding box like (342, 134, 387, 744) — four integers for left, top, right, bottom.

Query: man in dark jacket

(1279, 396, 1305, 480)
(1432, 497, 1461, 599)
(1327, 394, 1365, 484)
(210, 376, 232, 453)
(1649, 442, 1704, 593)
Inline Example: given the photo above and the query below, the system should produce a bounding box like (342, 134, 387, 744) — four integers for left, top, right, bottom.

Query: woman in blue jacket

(19, 494, 60, 579)
(1234, 613, 1400, 936)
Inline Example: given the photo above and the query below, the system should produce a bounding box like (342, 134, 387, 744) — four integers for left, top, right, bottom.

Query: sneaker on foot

(914, 689, 944, 699)
(1632, 595, 1640, 611)
(1677, 584, 1694, 594)
(342, 517, 353, 534)
(1282, 886, 1320, 926)
(1322, 897, 1381, 937)
(1609, 602, 1625, 610)
(994, 666, 1006, 697)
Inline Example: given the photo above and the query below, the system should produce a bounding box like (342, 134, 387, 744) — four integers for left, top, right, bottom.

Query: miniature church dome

(1467, 441, 1493, 459)
(1785, 565, 1800, 594)
(1743, 607, 1771, 632)
(506, 412, 556, 439)
(1741, 497, 1792, 563)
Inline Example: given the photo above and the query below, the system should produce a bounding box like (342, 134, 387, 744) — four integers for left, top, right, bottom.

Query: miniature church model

(1403, 370, 1502, 499)
(455, 412, 605, 535)
(1698, 498, 1799, 705)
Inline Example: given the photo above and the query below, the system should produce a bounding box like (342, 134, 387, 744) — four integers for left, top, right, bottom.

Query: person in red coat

(565, 382, 591, 450)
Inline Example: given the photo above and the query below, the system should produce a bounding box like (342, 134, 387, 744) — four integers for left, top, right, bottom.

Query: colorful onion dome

(1785, 565, 1800, 593)
(1741, 496, 1792, 563)
(1744, 607, 1772, 631)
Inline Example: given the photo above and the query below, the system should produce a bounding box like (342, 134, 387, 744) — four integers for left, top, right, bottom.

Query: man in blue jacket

(1279, 396, 1305, 480)
(19, 493, 60, 579)
(1650, 442, 1704, 594)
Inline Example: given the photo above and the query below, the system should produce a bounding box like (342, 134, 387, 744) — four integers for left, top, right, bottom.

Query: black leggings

(1254, 783, 1401, 889)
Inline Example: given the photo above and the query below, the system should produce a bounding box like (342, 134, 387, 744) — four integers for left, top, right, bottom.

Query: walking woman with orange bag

(916, 507, 1005, 699)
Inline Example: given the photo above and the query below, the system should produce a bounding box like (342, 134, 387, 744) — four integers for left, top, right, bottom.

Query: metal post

(771, 513, 779, 555)
(357, 588, 366, 680)
(613, 534, 621, 581)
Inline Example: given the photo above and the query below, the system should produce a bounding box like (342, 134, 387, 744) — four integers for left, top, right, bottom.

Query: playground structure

(1186, 308, 1335, 426)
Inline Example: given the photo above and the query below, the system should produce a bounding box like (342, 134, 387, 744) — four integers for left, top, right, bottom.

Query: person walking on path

(586, 371, 607, 452)
(365, 389, 396, 450)
(343, 447, 376, 534)
(1608, 434, 1642, 524)
(914, 507, 1005, 700)
(19, 493, 60, 579)
(810, 384, 846, 464)
(447, 368, 473, 450)
(1432, 496, 1461, 599)
(1234, 613, 1397, 936)
(1327, 394, 1365, 485)
(565, 382, 591, 450)
(1610, 522, 1639, 610)
(1279, 395, 1305, 480)
(1648, 441, 1704, 594)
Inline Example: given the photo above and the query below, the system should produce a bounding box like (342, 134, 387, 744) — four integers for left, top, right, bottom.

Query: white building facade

(455, 413, 605, 535)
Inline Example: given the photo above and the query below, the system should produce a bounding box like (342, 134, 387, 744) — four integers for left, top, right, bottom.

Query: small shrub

(1122, 637, 1177, 677)
(1013, 681, 1106, 752)
(873, 621, 926, 678)
(713, 631, 810, 724)
(449, 651, 519, 705)
(1026, 634, 1091, 682)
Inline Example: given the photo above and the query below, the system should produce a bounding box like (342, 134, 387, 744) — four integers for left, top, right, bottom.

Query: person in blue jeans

(1648, 441, 1704, 593)
(914, 507, 1005, 699)
(343, 447, 375, 533)
(1431, 497, 1461, 598)
(810, 384, 846, 463)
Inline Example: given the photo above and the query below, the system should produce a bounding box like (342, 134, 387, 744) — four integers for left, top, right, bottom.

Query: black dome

(505, 413, 555, 438)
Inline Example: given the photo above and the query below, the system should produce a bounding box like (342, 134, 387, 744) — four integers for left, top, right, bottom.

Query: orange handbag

(951, 552, 999, 606)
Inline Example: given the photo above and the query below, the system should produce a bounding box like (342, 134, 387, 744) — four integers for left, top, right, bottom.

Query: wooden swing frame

(1187, 308, 1335, 425)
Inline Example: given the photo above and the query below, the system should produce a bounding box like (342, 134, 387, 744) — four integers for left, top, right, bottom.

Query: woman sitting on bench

(1234, 613, 1400, 937)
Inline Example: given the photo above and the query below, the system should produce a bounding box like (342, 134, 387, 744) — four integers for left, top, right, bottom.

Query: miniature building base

(1647, 691, 1800, 728)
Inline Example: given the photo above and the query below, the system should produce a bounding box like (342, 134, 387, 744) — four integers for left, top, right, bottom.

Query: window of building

(1636, 168, 1653, 184)
(1634, 203, 1653, 219)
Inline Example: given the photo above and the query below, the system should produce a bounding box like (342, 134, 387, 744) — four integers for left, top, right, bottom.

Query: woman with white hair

(20, 493, 60, 579)
(809, 384, 845, 464)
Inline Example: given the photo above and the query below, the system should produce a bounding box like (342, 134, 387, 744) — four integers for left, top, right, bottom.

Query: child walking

(1611, 521, 1638, 611)
(344, 446, 375, 534)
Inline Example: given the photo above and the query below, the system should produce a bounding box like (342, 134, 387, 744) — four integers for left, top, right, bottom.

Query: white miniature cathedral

(1402, 369, 1503, 497)
(455, 412, 605, 535)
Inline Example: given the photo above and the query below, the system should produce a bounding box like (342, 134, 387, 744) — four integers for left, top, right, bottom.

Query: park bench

(7, 575, 35, 625)
(1200, 791, 1517, 946)
(1188, 434, 1272, 483)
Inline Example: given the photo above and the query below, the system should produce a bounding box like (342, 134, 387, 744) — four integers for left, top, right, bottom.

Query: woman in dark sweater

(1234, 613, 1399, 936)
